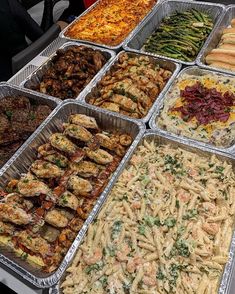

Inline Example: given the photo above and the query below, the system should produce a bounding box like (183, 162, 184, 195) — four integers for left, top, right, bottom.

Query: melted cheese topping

(65, 0, 156, 46)
(158, 73, 235, 147)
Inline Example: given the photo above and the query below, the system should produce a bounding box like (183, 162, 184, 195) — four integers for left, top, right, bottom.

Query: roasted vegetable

(144, 9, 213, 62)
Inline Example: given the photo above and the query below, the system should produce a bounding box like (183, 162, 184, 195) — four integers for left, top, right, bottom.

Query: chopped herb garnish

(111, 220, 122, 239)
(138, 224, 146, 235)
(183, 209, 198, 220)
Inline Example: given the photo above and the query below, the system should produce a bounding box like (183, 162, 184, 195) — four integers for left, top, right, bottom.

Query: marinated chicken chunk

(4, 193, 33, 211)
(95, 133, 118, 151)
(69, 114, 98, 129)
(84, 147, 113, 165)
(31, 160, 64, 179)
(17, 174, 52, 197)
(28, 46, 108, 100)
(39, 225, 60, 243)
(17, 231, 51, 257)
(0, 112, 132, 273)
(38, 143, 69, 168)
(69, 161, 99, 178)
(88, 53, 172, 118)
(50, 133, 77, 154)
(0, 221, 15, 236)
(0, 203, 31, 225)
(58, 191, 79, 210)
(63, 123, 93, 142)
(45, 209, 69, 228)
(68, 175, 93, 197)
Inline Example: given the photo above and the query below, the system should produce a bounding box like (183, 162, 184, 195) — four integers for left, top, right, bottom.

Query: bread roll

(221, 34, 235, 40)
(206, 53, 235, 65)
(223, 28, 235, 34)
(219, 43, 235, 50)
(210, 61, 235, 72)
(211, 48, 235, 56)
(221, 38, 235, 45)
(231, 18, 235, 28)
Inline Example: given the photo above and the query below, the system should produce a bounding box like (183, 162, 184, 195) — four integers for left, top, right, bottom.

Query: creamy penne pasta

(61, 140, 235, 293)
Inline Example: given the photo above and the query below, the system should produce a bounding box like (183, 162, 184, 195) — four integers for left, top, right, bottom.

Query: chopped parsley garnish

(164, 155, 185, 176)
(215, 166, 224, 174)
(183, 209, 198, 220)
(85, 263, 103, 274)
(156, 269, 165, 280)
(138, 224, 146, 235)
(111, 220, 122, 239)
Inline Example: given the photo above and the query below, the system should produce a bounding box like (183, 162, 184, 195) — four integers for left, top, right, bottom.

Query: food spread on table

(88, 53, 172, 119)
(143, 9, 213, 62)
(0, 114, 132, 272)
(157, 72, 235, 147)
(61, 140, 235, 293)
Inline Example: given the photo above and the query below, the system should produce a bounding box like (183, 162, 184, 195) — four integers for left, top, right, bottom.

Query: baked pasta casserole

(64, 0, 157, 46)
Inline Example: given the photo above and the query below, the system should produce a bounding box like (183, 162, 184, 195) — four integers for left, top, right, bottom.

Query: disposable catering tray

(0, 82, 60, 173)
(123, 0, 226, 66)
(197, 5, 235, 76)
(80, 51, 181, 124)
(50, 129, 235, 294)
(149, 66, 235, 156)
(59, 0, 159, 51)
(22, 42, 115, 101)
(0, 100, 145, 288)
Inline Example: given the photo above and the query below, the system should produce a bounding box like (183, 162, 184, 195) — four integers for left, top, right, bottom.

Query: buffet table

(1, 0, 235, 293)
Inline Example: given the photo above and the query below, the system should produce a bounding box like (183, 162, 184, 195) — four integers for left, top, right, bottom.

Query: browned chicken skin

(29, 46, 107, 100)
(88, 52, 172, 118)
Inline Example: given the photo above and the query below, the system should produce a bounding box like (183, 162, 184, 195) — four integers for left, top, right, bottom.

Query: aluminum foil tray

(197, 5, 235, 76)
(59, 0, 160, 51)
(0, 82, 60, 173)
(149, 65, 235, 155)
(124, 0, 225, 66)
(0, 100, 145, 288)
(149, 66, 235, 155)
(80, 51, 181, 124)
(50, 129, 235, 294)
(22, 42, 115, 101)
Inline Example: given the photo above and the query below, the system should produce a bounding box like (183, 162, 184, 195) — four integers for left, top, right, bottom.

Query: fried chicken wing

(0, 203, 31, 225)
(84, 147, 113, 165)
(58, 191, 79, 210)
(69, 114, 98, 130)
(17, 231, 51, 257)
(63, 123, 93, 142)
(45, 209, 69, 228)
(17, 174, 52, 198)
(38, 143, 69, 168)
(69, 161, 99, 178)
(50, 133, 77, 155)
(31, 160, 64, 179)
(67, 175, 93, 197)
